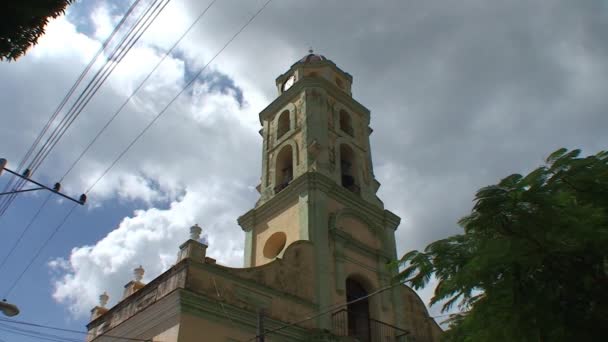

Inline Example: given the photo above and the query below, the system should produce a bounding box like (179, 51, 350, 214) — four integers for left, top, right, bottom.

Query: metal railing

(331, 309, 409, 342)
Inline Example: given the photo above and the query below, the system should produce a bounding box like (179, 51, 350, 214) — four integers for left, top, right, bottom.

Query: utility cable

(4, 0, 272, 324)
(1, 0, 270, 315)
(2, 203, 78, 298)
(0, 193, 53, 272)
(24, 0, 169, 179)
(0, 0, 168, 216)
(0, 0, 217, 287)
(60, 0, 220, 182)
(0, 323, 81, 342)
(0, 0, 142, 210)
(0, 318, 154, 341)
(243, 279, 411, 341)
(0, 0, 143, 215)
(85, 0, 274, 194)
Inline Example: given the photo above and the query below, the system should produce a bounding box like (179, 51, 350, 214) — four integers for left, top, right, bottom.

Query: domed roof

(299, 49, 327, 63)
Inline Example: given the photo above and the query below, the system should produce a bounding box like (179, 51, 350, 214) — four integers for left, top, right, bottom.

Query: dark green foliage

(1, 1, 74, 61)
(396, 148, 608, 341)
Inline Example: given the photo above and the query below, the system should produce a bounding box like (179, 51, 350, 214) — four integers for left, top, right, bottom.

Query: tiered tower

(238, 51, 404, 335)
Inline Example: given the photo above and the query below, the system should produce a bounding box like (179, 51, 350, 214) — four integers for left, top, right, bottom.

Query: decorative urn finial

(190, 223, 202, 241)
(99, 291, 109, 308)
(134, 265, 145, 282)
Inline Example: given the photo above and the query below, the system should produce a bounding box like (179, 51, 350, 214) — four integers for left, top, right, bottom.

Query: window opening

(277, 110, 290, 139)
(339, 110, 354, 136)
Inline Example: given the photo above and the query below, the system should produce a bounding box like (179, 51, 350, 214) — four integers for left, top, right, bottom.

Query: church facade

(86, 53, 442, 342)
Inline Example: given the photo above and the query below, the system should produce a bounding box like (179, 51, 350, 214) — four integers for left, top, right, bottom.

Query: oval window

(263, 232, 287, 259)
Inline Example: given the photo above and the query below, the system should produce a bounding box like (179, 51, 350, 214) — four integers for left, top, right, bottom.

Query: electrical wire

(26, 0, 172, 175)
(243, 279, 410, 341)
(0, 318, 154, 341)
(2, 203, 78, 298)
(60, 0, 220, 183)
(0, 0, 270, 303)
(0, 193, 53, 272)
(0, 0, 169, 216)
(0, 323, 82, 342)
(85, 0, 274, 195)
(0, 0, 142, 212)
(0, 0, 218, 293)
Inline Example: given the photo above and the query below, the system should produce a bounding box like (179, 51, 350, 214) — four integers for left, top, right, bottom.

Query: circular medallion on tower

(263, 232, 287, 259)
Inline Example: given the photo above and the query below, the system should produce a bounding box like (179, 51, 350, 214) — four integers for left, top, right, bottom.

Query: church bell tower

(238, 51, 403, 331)
(85, 51, 442, 342)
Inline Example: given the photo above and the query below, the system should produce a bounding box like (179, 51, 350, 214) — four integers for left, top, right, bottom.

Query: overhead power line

(85, 0, 275, 195)
(0, 0, 218, 294)
(61, 0, 220, 183)
(0, 317, 155, 341)
(0, 0, 143, 212)
(1, 0, 271, 303)
(243, 279, 409, 342)
(2, 203, 78, 299)
(0, 193, 53, 272)
(0, 0, 169, 216)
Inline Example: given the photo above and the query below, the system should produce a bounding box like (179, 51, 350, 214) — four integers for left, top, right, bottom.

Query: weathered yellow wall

(253, 199, 300, 266)
(178, 313, 252, 342)
(338, 216, 379, 250)
(152, 323, 179, 342)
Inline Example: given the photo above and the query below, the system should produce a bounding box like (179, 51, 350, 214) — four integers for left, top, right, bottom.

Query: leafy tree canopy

(396, 148, 608, 341)
(1, 1, 75, 61)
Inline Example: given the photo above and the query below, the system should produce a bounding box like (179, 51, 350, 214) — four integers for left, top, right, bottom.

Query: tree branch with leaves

(395, 148, 608, 341)
(1, 1, 75, 61)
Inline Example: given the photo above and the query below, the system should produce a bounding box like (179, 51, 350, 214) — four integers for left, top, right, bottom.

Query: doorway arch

(346, 277, 371, 341)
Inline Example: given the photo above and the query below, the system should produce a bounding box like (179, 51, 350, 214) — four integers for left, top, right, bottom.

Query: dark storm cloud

(188, 0, 608, 251)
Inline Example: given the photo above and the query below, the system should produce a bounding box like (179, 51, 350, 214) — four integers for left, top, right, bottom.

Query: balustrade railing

(331, 309, 409, 342)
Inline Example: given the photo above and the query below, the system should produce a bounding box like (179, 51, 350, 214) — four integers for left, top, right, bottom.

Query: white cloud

(50, 181, 249, 317)
(1, 0, 607, 324)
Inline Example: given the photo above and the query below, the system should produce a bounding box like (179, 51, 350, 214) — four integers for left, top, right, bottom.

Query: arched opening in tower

(339, 109, 354, 136)
(274, 144, 293, 193)
(277, 110, 290, 139)
(346, 277, 371, 341)
(340, 144, 360, 194)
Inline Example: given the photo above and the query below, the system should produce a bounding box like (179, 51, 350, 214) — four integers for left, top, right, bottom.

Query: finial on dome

(308, 47, 313, 54)
(190, 223, 202, 241)
(99, 292, 109, 307)
(133, 265, 145, 282)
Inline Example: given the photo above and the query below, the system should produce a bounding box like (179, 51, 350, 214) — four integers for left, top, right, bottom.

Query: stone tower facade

(239, 52, 405, 331)
(86, 53, 442, 342)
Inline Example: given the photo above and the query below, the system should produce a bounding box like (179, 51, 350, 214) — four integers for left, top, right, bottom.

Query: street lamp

(0, 299, 19, 317)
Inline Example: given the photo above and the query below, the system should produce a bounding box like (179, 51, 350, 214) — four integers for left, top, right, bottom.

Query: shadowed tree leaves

(395, 148, 608, 341)
(1, 1, 75, 61)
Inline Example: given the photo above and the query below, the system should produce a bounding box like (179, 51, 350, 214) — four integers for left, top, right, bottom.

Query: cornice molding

(190, 260, 316, 308)
(239, 172, 401, 232)
(330, 228, 392, 261)
(259, 77, 370, 124)
(276, 59, 354, 84)
(180, 289, 310, 341)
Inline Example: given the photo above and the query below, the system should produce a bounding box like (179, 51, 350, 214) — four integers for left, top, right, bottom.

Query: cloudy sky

(0, 0, 607, 339)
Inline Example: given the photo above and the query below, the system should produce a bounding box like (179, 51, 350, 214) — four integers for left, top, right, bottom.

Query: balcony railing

(332, 309, 409, 342)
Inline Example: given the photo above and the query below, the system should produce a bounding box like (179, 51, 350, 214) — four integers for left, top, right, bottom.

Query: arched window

(339, 110, 354, 136)
(346, 277, 371, 341)
(277, 110, 290, 139)
(340, 144, 359, 194)
(274, 144, 293, 194)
